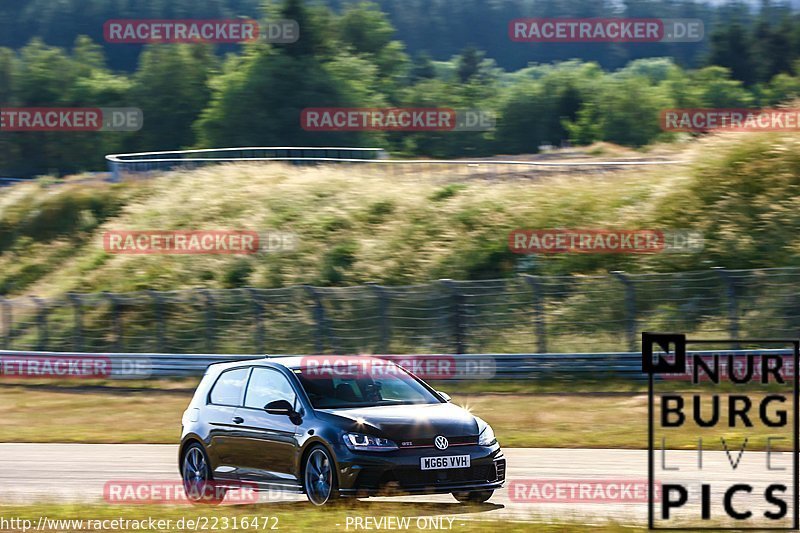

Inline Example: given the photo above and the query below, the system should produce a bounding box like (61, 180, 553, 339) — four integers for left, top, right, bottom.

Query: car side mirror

(264, 399, 294, 415)
(436, 391, 451, 402)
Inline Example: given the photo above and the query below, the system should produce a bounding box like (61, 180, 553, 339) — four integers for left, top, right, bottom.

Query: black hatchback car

(179, 356, 505, 505)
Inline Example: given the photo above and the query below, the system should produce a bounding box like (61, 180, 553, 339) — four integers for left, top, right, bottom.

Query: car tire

(182, 443, 225, 505)
(303, 445, 339, 506)
(452, 490, 494, 504)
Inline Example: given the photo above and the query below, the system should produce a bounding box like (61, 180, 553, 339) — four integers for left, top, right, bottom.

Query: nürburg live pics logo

(644, 332, 799, 529)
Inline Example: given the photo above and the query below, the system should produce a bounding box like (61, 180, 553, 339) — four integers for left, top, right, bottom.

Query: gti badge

(434, 435, 449, 450)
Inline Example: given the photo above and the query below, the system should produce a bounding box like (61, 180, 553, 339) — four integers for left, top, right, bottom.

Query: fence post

(109, 160, 120, 182)
(522, 274, 547, 353)
(368, 283, 390, 354)
(105, 292, 123, 352)
(304, 286, 328, 354)
(248, 288, 265, 354)
(32, 297, 48, 351)
(67, 293, 83, 352)
(440, 280, 465, 355)
(202, 290, 215, 353)
(611, 271, 637, 352)
(713, 267, 740, 350)
(1, 297, 10, 349)
(148, 291, 165, 351)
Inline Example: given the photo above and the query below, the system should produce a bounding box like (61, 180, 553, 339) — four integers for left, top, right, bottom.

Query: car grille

(354, 457, 505, 492)
(398, 435, 478, 448)
(362, 464, 497, 490)
(398, 465, 494, 487)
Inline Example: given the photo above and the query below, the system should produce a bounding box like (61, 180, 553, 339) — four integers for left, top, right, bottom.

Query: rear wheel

(452, 490, 494, 504)
(303, 446, 339, 506)
(182, 443, 225, 505)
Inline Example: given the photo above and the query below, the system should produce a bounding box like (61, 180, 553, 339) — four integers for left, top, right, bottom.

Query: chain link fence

(1, 267, 799, 355)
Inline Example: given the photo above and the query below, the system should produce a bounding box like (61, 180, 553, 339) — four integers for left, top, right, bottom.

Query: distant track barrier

(0, 349, 792, 381)
(106, 147, 387, 180)
(105, 146, 685, 181)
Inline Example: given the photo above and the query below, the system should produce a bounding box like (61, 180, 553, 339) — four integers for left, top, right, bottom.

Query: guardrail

(106, 147, 388, 180)
(105, 146, 685, 181)
(0, 349, 792, 381)
(0, 178, 28, 187)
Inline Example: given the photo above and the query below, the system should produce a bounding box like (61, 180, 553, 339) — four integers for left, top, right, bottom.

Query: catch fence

(1, 267, 799, 355)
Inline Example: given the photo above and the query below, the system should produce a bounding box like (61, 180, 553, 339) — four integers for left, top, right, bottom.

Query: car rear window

(209, 367, 250, 406)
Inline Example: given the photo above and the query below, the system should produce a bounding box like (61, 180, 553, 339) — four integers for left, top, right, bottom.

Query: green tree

(129, 45, 215, 151)
(762, 71, 800, 106)
(0, 47, 14, 104)
(566, 75, 673, 147)
(495, 62, 598, 153)
(410, 52, 436, 82)
(456, 47, 482, 84)
(680, 66, 754, 108)
(197, 0, 390, 148)
(2, 38, 132, 177)
(337, 2, 409, 99)
(708, 22, 755, 85)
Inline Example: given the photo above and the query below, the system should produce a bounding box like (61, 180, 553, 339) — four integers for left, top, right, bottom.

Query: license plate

(420, 455, 471, 470)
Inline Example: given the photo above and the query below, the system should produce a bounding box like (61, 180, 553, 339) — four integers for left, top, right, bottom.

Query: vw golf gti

(179, 355, 505, 505)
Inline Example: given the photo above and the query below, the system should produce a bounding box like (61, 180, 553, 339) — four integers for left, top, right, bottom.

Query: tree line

(3, 0, 800, 176)
(5, 0, 800, 75)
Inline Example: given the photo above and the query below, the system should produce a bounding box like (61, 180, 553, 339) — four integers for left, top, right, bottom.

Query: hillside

(0, 133, 798, 299)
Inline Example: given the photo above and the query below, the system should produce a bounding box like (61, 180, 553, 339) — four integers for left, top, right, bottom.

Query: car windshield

(293, 365, 441, 409)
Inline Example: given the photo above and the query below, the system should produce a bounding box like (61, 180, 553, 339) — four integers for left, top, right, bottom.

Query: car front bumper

(333, 443, 506, 496)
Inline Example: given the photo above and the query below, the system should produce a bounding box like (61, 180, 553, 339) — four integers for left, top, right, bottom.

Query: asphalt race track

(1, 444, 795, 527)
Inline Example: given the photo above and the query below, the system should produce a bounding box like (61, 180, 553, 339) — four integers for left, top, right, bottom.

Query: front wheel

(182, 443, 225, 505)
(303, 446, 339, 506)
(453, 490, 494, 504)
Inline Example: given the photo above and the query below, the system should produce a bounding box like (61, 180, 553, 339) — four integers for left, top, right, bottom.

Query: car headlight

(476, 418, 497, 446)
(343, 433, 398, 452)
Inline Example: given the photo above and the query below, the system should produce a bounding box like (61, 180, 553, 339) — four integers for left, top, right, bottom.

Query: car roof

(207, 355, 393, 372)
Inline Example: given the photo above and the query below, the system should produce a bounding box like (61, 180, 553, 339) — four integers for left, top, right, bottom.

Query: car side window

(209, 367, 250, 407)
(244, 367, 297, 410)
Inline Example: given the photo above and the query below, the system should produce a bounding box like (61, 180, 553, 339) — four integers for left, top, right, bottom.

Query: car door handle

(232, 417, 244, 424)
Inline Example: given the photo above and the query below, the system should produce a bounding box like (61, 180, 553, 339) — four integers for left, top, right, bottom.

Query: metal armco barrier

(0, 349, 792, 381)
(105, 146, 683, 181)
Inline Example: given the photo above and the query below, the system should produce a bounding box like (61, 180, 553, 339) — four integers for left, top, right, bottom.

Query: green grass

(1, 382, 793, 450)
(2, 134, 786, 298)
(0, 156, 675, 297)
